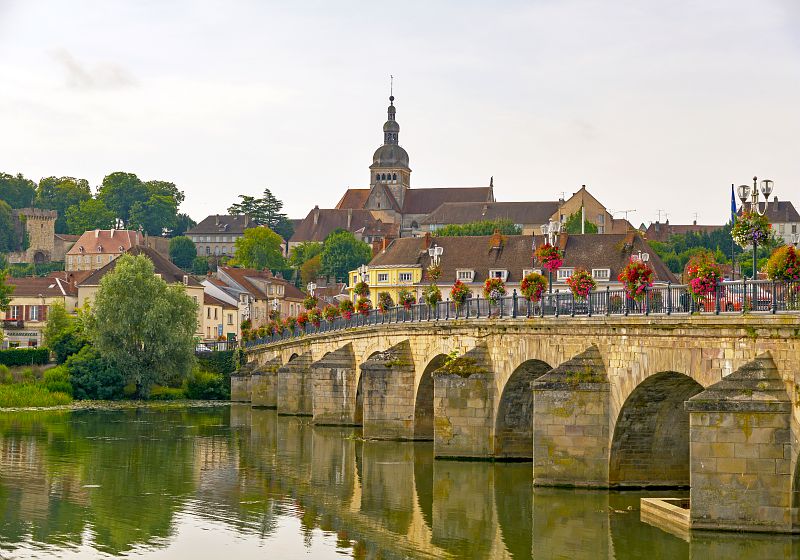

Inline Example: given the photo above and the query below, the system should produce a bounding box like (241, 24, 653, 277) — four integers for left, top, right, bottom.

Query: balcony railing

(2, 319, 25, 329)
(243, 279, 800, 348)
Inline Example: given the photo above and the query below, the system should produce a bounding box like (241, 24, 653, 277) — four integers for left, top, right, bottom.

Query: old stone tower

(366, 95, 411, 210)
(10, 208, 57, 263)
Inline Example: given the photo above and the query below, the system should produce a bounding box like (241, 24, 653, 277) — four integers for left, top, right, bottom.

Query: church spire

(383, 76, 399, 145)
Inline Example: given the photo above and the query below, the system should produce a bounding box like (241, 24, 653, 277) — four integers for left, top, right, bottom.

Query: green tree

(289, 241, 323, 267)
(35, 176, 92, 233)
(129, 194, 178, 235)
(42, 302, 72, 348)
(434, 219, 522, 237)
(171, 213, 196, 237)
(0, 172, 36, 208)
(0, 269, 13, 311)
(96, 172, 148, 226)
(0, 200, 18, 252)
(228, 188, 294, 240)
(300, 254, 322, 285)
(232, 227, 286, 270)
(191, 256, 210, 275)
(66, 346, 126, 400)
(563, 209, 599, 234)
(85, 253, 198, 398)
(65, 198, 116, 234)
(320, 230, 372, 282)
(169, 236, 197, 269)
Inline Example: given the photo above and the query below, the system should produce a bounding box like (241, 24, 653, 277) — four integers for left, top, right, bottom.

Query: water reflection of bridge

(233, 405, 799, 559)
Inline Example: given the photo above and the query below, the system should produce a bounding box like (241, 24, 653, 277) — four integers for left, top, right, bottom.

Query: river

(0, 404, 796, 559)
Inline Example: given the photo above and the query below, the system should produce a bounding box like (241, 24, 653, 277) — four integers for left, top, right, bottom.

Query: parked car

(699, 282, 772, 312)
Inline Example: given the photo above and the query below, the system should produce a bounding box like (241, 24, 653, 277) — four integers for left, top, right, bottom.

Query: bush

(184, 369, 230, 400)
(0, 348, 50, 366)
(0, 384, 72, 408)
(148, 385, 186, 401)
(66, 346, 126, 400)
(51, 329, 89, 365)
(44, 366, 74, 397)
(195, 350, 236, 374)
(0, 365, 11, 385)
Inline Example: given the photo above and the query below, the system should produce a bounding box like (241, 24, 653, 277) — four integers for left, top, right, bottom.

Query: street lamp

(306, 282, 316, 297)
(428, 243, 443, 266)
(539, 219, 562, 292)
(736, 176, 775, 281)
(792, 233, 800, 248)
(357, 264, 369, 283)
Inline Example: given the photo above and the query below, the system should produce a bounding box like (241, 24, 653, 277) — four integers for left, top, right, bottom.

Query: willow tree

(85, 254, 197, 398)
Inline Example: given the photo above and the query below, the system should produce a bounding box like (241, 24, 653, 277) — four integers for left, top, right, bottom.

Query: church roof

(336, 189, 371, 210)
(371, 144, 410, 168)
(289, 207, 394, 243)
(421, 201, 559, 226)
(401, 187, 494, 215)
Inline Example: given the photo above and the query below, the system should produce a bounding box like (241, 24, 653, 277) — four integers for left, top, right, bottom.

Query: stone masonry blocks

(311, 343, 360, 425)
(361, 340, 418, 440)
(277, 352, 314, 416)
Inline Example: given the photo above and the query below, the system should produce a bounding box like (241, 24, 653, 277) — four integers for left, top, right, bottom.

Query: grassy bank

(0, 383, 73, 407)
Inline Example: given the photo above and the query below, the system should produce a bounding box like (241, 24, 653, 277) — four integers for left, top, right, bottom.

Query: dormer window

(557, 268, 574, 281)
(97, 245, 103, 252)
(488, 269, 508, 282)
(592, 268, 611, 281)
(456, 269, 475, 282)
(78, 246, 84, 253)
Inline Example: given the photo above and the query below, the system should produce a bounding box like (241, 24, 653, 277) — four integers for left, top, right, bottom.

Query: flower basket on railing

(323, 305, 340, 322)
(686, 252, 722, 300)
(565, 268, 596, 300)
(535, 243, 563, 272)
(307, 307, 321, 328)
(296, 311, 309, 330)
(339, 299, 355, 320)
(520, 272, 547, 303)
(765, 245, 800, 281)
(398, 288, 416, 310)
(283, 316, 297, 334)
(353, 281, 370, 297)
(618, 260, 654, 302)
(240, 319, 252, 331)
(303, 295, 318, 310)
(426, 264, 442, 282)
(377, 292, 394, 313)
(267, 321, 281, 336)
(356, 297, 372, 316)
(450, 280, 470, 309)
(268, 309, 280, 321)
(423, 284, 442, 306)
(732, 210, 772, 248)
(483, 278, 506, 305)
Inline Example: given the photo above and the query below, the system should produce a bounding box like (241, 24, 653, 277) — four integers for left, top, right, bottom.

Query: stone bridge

(235, 315, 800, 533)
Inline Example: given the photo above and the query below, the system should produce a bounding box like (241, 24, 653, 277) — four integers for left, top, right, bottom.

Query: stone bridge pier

(235, 316, 800, 533)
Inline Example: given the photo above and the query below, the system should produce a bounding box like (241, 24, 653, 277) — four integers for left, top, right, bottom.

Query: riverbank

(0, 399, 231, 413)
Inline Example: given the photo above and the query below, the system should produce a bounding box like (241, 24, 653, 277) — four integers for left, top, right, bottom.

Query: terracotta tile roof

(400, 187, 494, 215)
(290, 207, 392, 243)
(369, 233, 677, 285)
(54, 234, 81, 242)
(644, 222, 724, 243)
(204, 293, 237, 310)
(609, 218, 635, 234)
(186, 214, 256, 235)
(335, 189, 371, 209)
(218, 267, 304, 300)
(78, 246, 202, 287)
(67, 229, 143, 256)
(47, 270, 94, 286)
(6, 276, 77, 297)
(421, 201, 559, 226)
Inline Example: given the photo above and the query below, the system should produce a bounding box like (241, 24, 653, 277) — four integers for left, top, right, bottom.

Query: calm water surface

(0, 404, 796, 559)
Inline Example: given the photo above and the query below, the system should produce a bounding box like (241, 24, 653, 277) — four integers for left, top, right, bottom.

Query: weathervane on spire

(390, 74, 394, 103)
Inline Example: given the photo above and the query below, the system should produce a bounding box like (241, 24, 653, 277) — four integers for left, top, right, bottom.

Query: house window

(488, 269, 508, 281)
(206, 246, 210, 255)
(227, 313, 233, 325)
(222, 246, 228, 254)
(67, 256, 73, 266)
(456, 269, 474, 282)
(557, 268, 574, 281)
(522, 269, 536, 277)
(9, 306, 19, 319)
(793, 224, 797, 234)
(207, 307, 211, 319)
(352, 275, 358, 284)
(377, 273, 389, 283)
(779, 223, 785, 233)
(214, 308, 218, 320)
(277, 286, 283, 295)
(29, 306, 39, 321)
(399, 272, 413, 282)
(597, 214, 605, 225)
(193, 296, 198, 305)
(268, 285, 274, 295)
(592, 268, 611, 281)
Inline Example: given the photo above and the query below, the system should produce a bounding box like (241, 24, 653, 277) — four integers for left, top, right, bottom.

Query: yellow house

(347, 264, 423, 304)
(1, 275, 79, 348)
(76, 246, 205, 338)
(202, 293, 240, 342)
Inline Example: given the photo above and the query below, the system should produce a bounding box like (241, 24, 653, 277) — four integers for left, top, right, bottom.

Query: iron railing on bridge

(244, 279, 800, 348)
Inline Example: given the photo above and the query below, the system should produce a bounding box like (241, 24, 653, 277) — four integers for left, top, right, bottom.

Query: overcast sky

(1, 1, 798, 226)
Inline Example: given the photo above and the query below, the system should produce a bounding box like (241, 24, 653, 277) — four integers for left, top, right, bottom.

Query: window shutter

(24, 305, 30, 321)
(41, 306, 48, 321)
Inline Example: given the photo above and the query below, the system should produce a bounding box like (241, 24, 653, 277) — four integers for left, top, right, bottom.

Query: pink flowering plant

(307, 307, 322, 328)
(686, 252, 722, 299)
(397, 288, 417, 310)
(618, 260, 654, 302)
(323, 305, 340, 322)
(765, 245, 800, 281)
(535, 243, 564, 272)
(283, 316, 297, 333)
(339, 299, 354, 320)
(483, 277, 506, 304)
(520, 272, 547, 303)
(303, 295, 318, 310)
(565, 268, 596, 300)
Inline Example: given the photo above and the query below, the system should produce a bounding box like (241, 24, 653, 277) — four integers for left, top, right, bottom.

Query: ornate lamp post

(357, 264, 369, 283)
(428, 243, 443, 266)
(736, 176, 774, 281)
(306, 282, 316, 297)
(539, 219, 562, 293)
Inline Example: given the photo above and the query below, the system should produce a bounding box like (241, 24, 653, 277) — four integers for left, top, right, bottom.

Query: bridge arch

(609, 371, 703, 487)
(494, 359, 551, 459)
(415, 354, 447, 440)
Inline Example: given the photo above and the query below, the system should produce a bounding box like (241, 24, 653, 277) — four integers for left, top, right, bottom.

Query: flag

(730, 184, 737, 223)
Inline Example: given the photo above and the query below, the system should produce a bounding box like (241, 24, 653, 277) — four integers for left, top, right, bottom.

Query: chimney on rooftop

(774, 195, 778, 203)
(347, 208, 352, 229)
(243, 215, 249, 227)
(313, 206, 320, 226)
(693, 220, 697, 226)
(95, 229, 99, 238)
(215, 215, 220, 226)
(423, 231, 432, 250)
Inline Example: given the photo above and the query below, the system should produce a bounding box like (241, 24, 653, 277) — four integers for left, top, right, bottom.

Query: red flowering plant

(732, 210, 772, 248)
(268, 308, 280, 321)
(397, 288, 416, 310)
(765, 245, 800, 282)
(283, 316, 297, 333)
(356, 297, 373, 316)
(535, 243, 564, 272)
(307, 307, 321, 328)
(353, 281, 370, 297)
(267, 321, 281, 336)
(520, 272, 547, 303)
(377, 292, 395, 313)
(339, 299, 355, 320)
(323, 305, 340, 322)
(450, 280, 471, 309)
(618, 260, 654, 302)
(296, 311, 309, 330)
(303, 295, 318, 310)
(565, 268, 596, 300)
(483, 277, 506, 304)
(685, 252, 722, 300)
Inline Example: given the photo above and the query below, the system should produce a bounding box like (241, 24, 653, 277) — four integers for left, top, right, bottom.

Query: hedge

(195, 350, 236, 374)
(0, 348, 50, 366)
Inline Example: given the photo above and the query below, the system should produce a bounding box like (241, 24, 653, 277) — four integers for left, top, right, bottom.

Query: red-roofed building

(1, 275, 79, 348)
(215, 267, 305, 329)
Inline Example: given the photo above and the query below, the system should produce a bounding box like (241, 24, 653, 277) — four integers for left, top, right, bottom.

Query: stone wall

(277, 352, 313, 415)
(251, 357, 281, 408)
(311, 344, 360, 425)
(361, 340, 418, 440)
